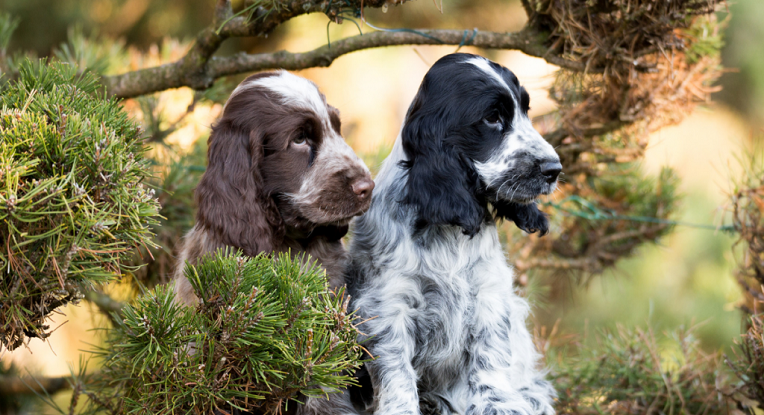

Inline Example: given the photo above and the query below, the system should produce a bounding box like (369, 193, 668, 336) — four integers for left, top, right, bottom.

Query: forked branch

(102, 0, 594, 98)
(104, 27, 585, 98)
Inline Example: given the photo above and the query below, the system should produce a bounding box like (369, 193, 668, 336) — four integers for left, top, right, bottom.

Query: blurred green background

(1, 0, 762, 411)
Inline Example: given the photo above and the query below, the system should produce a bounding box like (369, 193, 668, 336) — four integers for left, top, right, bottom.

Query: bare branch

(104, 27, 586, 98)
(515, 257, 598, 273)
(520, 0, 534, 19)
(209, 28, 588, 76)
(103, 0, 408, 98)
(0, 374, 71, 395)
(214, 0, 233, 26)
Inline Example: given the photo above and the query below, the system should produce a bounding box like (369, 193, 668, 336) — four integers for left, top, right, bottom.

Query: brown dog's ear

(195, 122, 284, 256)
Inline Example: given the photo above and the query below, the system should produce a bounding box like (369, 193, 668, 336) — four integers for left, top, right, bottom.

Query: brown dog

(173, 71, 373, 306)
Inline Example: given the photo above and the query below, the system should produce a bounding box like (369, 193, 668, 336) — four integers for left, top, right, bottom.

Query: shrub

(727, 313, 764, 412)
(550, 325, 732, 414)
(0, 60, 159, 350)
(89, 250, 362, 414)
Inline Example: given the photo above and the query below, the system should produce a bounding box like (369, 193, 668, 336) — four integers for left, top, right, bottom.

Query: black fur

(398, 54, 554, 237)
(494, 201, 550, 236)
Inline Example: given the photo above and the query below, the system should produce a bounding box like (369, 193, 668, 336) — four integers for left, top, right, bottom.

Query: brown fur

(173, 71, 373, 306)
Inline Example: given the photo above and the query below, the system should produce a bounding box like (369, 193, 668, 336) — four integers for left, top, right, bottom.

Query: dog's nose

(351, 177, 375, 200)
(540, 160, 562, 184)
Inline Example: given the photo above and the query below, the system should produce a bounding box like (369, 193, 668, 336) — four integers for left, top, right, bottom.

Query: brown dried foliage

(511, 167, 679, 285)
(551, 325, 733, 415)
(508, 1, 725, 282)
(724, 155, 764, 411)
(528, 0, 721, 74)
(730, 176, 764, 311)
(726, 313, 764, 412)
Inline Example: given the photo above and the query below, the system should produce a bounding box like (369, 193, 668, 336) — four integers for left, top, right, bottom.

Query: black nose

(540, 160, 562, 183)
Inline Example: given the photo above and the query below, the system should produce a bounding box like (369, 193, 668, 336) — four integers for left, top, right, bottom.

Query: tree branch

(103, 0, 404, 97)
(543, 120, 628, 147)
(0, 374, 71, 395)
(83, 290, 124, 325)
(104, 26, 587, 98)
(514, 257, 599, 273)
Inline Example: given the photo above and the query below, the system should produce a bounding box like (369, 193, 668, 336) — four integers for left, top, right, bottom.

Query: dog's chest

(408, 230, 514, 384)
(410, 257, 481, 383)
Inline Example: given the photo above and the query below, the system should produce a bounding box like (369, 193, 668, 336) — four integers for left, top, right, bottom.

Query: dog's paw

(420, 397, 443, 415)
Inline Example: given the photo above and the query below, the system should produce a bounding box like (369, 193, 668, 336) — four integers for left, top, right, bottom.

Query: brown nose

(351, 177, 375, 200)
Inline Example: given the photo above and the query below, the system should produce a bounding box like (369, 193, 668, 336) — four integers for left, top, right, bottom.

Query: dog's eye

(484, 112, 503, 127)
(293, 132, 308, 145)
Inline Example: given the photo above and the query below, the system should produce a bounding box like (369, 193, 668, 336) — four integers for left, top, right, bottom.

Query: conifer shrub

(0, 60, 159, 350)
(727, 313, 764, 412)
(726, 150, 764, 411)
(91, 250, 362, 414)
(550, 326, 732, 414)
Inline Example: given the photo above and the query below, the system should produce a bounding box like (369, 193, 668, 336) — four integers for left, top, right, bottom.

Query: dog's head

(196, 71, 373, 255)
(400, 53, 561, 237)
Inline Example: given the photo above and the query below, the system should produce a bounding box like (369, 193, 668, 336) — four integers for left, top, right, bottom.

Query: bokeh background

(1, 0, 762, 411)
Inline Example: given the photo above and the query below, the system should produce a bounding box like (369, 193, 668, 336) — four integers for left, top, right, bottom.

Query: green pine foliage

(551, 325, 733, 414)
(89, 250, 362, 414)
(0, 60, 160, 350)
(53, 26, 126, 76)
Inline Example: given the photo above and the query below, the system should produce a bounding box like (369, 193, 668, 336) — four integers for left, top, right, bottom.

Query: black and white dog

(346, 54, 561, 415)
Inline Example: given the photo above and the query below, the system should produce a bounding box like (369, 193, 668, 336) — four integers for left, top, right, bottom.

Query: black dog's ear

(494, 201, 549, 236)
(399, 91, 486, 237)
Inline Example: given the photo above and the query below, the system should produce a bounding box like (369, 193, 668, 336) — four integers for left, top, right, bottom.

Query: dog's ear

(494, 201, 549, 236)
(196, 122, 284, 256)
(399, 91, 486, 237)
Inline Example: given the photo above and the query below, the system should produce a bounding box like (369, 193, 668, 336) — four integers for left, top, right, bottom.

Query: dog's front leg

(465, 291, 553, 415)
(366, 313, 420, 415)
